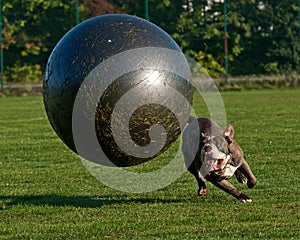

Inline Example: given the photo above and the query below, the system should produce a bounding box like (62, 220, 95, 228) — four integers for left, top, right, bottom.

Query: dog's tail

(187, 116, 197, 124)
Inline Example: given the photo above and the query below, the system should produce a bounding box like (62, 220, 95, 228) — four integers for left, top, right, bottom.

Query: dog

(182, 117, 257, 203)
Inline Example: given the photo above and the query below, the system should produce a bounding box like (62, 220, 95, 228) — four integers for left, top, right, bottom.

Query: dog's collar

(227, 146, 233, 164)
(223, 146, 233, 169)
(225, 153, 232, 167)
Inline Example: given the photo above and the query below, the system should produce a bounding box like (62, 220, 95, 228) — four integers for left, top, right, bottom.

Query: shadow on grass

(0, 194, 183, 209)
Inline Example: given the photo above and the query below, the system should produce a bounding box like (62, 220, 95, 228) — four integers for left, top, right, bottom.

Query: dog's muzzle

(201, 144, 230, 172)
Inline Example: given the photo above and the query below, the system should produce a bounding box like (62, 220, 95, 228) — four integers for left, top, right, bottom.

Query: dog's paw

(247, 178, 257, 189)
(198, 187, 207, 196)
(239, 198, 252, 203)
(238, 192, 252, 203)
(235, 170, 248, 185)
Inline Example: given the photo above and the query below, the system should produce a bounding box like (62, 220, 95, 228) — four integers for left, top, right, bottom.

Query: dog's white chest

(223, 164, 238, 178)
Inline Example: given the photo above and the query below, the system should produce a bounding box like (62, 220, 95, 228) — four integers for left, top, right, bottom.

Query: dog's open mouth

(201, 143, 229, 172)
(205, 157, 225, 171)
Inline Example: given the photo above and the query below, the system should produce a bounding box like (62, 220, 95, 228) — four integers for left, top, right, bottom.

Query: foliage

(230, 0, 300, 75)
(5, 62, 43, 83)
(1, 0, 300, 82)
(2, 0, 75, 82)
(97, 0, 300, 77)
(193, 50, 225, 77)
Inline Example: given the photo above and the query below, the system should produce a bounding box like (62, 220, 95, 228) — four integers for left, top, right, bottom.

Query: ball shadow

(0, 194, 182, 209)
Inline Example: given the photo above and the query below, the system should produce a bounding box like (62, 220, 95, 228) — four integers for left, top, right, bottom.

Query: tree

(81, 0, 122, 18)
(2, 0, 121, 82)
(228, 0, 300, 75)
(3, 0, 75, 82)
(2, 0, 299, 82)
(263, 0, 300, 74)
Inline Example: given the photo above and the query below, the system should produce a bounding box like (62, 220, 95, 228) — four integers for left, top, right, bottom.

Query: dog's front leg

(206, 175, 252, 202)
(188, 162, 207, 196)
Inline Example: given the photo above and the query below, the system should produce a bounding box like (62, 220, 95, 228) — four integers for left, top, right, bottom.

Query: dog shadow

(0, 194, 182, 209)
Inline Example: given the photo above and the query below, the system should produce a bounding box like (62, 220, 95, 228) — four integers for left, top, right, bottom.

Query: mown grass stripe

(0, 89, 299, 239)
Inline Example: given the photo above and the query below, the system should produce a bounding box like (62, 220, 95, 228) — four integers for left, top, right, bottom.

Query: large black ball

(43, 14, 192, 167)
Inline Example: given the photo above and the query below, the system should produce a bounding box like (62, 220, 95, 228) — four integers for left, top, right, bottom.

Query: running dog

(182, 117, 257, 203)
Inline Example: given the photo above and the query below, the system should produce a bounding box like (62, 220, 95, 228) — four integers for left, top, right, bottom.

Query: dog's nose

(203, 145, 212, 153)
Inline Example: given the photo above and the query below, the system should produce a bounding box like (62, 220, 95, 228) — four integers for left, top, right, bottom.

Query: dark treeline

(2, 0, 300, 82)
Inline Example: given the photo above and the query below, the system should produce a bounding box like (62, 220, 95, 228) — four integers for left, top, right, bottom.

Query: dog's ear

(224, 124, 234, 144)
(200, 132, 209, 143)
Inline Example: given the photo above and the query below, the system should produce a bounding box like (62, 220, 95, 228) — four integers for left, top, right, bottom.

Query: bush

(5, 63, 43, 83)
(188, 51, 225, 78)
(217, 73, 300, 91)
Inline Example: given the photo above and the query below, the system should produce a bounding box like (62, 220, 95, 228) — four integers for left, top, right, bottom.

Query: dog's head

(200, 124, 234, 172)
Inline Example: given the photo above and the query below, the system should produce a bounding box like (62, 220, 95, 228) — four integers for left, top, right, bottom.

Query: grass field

(0, 89, 299, 239)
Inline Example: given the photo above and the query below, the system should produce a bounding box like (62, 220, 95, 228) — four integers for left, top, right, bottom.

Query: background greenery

(2, 0, 300, 82)
(0, 89, 299, 239)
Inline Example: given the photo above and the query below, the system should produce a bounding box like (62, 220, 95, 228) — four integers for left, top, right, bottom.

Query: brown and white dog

(182, 117, 257, 202)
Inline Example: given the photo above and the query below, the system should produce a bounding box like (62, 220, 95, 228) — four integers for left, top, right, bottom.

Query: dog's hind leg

(238, 159, 257, 189)
(235, 169, 248, 185)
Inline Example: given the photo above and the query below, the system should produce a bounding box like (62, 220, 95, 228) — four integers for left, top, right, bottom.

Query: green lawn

(0, 89, 299, 239)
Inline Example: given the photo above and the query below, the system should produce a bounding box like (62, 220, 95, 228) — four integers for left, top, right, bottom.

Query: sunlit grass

(0, 89, 299, 239)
